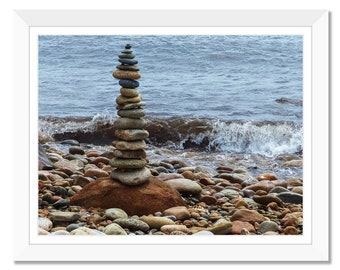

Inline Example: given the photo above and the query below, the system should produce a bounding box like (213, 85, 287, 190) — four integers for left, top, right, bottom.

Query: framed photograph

(13, 10, 329, 262)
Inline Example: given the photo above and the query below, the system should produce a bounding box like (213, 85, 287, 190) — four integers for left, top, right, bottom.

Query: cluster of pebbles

(38, 141, 303, 236)
(110, 44, 151, 186)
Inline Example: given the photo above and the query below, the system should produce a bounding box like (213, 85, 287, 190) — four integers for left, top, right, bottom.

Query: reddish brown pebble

(199, 178, 216, 186)
(255, 190, 268, 196)
(253, 194, 284, 207)
(257, 173, 278, 181)
(160, 225, 190, 234)
(230, 209, 266, 223)
(283, 226, 299, 235)
(235, 199, 249, 208)
(281, 212, 302, 227)
(267, 202, 279, 210)
(181, 171, 196, 180)
(85, 150, 101, 157)
(291, 187, 303, 194)
(84, 168, 109, 178)
(200, 195, 217, 205)
(91, 157, 110, 165)
(232, 220, 256, 234)
(163, 206, 190, 220)
(216, 166, 234, 173)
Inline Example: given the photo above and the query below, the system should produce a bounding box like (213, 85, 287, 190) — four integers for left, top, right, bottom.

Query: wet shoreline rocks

(38, 142, 303, 236)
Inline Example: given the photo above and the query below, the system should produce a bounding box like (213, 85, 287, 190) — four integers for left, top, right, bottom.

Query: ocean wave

(39, 114, 302, 157)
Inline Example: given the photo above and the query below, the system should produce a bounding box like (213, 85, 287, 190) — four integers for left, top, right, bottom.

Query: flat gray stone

(116, 65, 140, 71)
(110, 167, 151, 185)
(117, 108, 146, 119)
(48, 211, 81, 223)
(114, 218, 150, 232)
(165, 178, 202, 195)
(119, 52, 135, 59)
(114, 118, 146, 129)
(276, 192, 303, 204)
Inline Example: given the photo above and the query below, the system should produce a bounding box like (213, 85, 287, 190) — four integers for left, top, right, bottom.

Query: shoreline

(38, 140, 303, 236)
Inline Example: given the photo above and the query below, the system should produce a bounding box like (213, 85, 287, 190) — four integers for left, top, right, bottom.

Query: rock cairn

(110, 44, 151, 186)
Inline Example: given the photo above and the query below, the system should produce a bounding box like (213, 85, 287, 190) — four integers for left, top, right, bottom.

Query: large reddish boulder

(70, 176, 186, 216)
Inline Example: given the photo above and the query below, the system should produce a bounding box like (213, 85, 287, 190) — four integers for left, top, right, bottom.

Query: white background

(1, 0, 337, 269)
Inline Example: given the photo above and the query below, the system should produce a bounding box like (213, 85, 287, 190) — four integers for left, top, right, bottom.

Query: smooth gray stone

(110, 167, 151, 186)
(121, 49, 133, 54)
(114, 118, 146, 129)
(118, 58, 138, 65)
(119, 79, 139, 88)
(117, 108, 146, 119)
(39, 143, 53, 170)
(103, 223, 127, 235)
(258, 220, 280, 234)
(276, 192, 303, 204)
(116, 65, 140, 71)
(60, 139, 80, 146)
(269, 186, 290, 194)
(114, 218, 150, 232)
(105, 208, 128, 220)
(119, 53, 135, 59)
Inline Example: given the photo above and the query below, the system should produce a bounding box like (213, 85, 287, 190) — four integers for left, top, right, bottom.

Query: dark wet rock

(39, 144, 53, 170)
(59, 139, 80, 146)
(276, 192, 303, 204)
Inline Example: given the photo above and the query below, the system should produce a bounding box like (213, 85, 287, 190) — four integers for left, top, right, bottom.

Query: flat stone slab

(70, 177, 187, 216)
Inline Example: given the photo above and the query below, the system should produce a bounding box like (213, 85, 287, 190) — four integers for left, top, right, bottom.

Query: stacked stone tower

(110, 44, 151, 185)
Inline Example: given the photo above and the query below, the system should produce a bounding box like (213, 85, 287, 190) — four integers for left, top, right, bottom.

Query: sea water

(38, 35, 303, 159)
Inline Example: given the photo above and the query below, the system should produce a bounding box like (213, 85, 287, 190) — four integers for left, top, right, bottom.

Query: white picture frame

(13, 10, 329, 262)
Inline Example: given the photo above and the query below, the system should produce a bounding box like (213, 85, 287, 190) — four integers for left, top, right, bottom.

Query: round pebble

(105, 208, 128, 220)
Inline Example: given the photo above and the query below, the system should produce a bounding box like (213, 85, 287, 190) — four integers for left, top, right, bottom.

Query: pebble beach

(38, 139, 303, 236)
